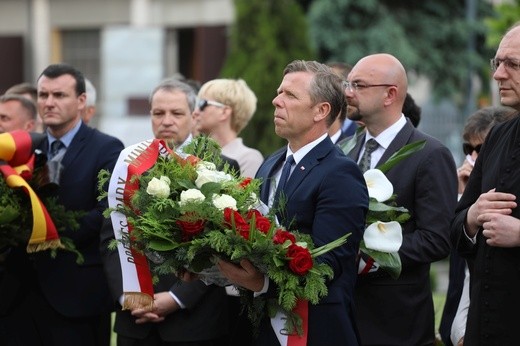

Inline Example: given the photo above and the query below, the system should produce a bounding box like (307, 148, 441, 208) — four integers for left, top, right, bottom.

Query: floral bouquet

(340, 130, 425, 279)
(101, 136, 350, 335)
(0, 131, 83, 261)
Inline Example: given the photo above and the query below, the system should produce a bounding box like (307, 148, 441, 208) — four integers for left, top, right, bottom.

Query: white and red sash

(107, 138, 171, 310)
(271, 299, 309, 346)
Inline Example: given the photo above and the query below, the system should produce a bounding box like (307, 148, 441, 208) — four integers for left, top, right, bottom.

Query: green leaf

(369, 200, 409, 213)
(339, 126, 366, 155)
(200, 182, 223, 196)
(360, 241, 402, 280)
(377, 140, 426, 173)
(0, 205, 19, 224)
(148, 238, 178, 251)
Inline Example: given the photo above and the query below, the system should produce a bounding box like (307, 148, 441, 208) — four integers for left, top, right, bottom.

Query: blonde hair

(199, 79, 257, 133)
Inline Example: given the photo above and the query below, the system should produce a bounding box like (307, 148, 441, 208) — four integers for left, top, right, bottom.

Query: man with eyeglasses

(342, 53, 458, 345)
(439, 106, 515, 346)
(451, 22, 520, 345)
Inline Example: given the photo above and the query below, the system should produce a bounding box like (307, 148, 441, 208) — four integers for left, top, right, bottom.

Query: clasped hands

(129, 292, 179, 324)
(466, 188, 520, 247)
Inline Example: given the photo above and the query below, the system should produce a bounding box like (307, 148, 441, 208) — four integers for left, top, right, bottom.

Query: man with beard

(343, 53, 457, 345)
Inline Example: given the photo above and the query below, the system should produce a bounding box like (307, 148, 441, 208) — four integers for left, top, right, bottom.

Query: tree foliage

(485, 0, 520, 49)
(307, 0, 494, 101)
(220, 0, 315, 156)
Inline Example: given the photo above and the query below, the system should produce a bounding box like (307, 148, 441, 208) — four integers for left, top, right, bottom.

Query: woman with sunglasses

(439, 105, 516, 346)
(193, 79, 264, 178)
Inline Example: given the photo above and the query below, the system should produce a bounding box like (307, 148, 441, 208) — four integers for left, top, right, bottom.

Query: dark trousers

(0, 285, 111, 346)
(117, 328, 226, 346)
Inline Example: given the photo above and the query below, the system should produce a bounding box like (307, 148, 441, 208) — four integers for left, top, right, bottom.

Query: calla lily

(364, 221, 403, 253)
(363, 169, 393, 202)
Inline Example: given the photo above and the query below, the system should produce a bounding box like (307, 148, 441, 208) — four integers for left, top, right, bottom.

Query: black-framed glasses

(490, 58, 520, 72)
(196, 98, 226, 111)
(462, 143, 482, 155)
(343, 81, 397, 93)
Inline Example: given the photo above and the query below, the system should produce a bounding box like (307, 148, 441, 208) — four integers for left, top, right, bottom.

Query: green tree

(220, 0, 315, 156)
(308, 0, 494, 102)
(485, 0, 520, 48)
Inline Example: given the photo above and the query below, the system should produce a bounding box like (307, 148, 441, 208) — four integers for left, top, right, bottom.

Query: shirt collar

(47, 119, 82, 149)
(285, 133, 328, 164)
(365, 114, 407, 149)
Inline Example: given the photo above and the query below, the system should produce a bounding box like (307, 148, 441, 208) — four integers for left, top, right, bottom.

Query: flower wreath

(101, 136, 349, 336)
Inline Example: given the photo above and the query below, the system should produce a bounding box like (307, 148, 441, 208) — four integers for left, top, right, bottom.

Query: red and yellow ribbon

(0, 130, 62, 252)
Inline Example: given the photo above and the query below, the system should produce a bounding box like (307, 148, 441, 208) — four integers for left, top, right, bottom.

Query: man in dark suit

(217, 60, 368, 346)
(1, 63, 124, 345)
(342, 53, 458, 345)
(100, 78, 230, 346)
(451, 23, 520, 345)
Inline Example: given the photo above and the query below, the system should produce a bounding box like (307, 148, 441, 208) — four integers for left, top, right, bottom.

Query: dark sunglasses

(196, 98, 226, 111)
(462, 143, 482, 155)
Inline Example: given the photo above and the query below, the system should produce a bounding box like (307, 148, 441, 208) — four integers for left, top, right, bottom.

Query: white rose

(179, 189, 206, 206)
(146, 176, 171, 198)
(195, 169, 233, 188)
(196, 161, 217, 172)
(212, 194, 237, 211)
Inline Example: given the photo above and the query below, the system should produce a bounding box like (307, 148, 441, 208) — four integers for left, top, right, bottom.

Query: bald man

(341, 54, 457, 345)
(0, 94, 37, 133)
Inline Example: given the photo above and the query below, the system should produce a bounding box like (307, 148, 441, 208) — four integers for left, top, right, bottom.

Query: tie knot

(285, 155, 294, 166)
(50, 140, 64, 157)
(364, 139, 379, 154)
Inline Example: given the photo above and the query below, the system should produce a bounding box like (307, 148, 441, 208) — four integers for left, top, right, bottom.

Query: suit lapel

(375, 120, 414, 168)
(284, 138, 334, 200)
(61, 123, 90, 167)
(260, 150, 286, 204)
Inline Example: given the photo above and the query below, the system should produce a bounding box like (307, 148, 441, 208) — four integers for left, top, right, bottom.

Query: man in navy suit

(1, 63, 124, 345)
(217, 60, 368, 346)
(343, 54, 458, 345)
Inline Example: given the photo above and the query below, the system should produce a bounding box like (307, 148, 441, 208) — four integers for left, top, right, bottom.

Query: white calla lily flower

(363, 169, 393, 202)
(364, 221, 403, 253)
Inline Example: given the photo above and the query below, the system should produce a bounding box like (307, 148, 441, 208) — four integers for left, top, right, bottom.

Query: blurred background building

(0, 0, 234, 145)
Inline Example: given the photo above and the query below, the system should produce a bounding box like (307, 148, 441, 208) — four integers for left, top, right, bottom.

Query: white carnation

(146, 176, 170, 198)
(179, 189, 206, 206)
(212, 194, 237, 211)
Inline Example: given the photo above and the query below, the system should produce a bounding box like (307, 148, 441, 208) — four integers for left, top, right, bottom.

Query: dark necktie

(359, 139, 379, 172)
(50, 140, 63, 156)
(273, 155, 294, 208)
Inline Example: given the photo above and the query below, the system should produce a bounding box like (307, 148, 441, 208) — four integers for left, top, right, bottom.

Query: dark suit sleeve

(68, 136, 124, 249)
(399, 145, 457, 267)
(310, 159, 368, 275)
(170, 281, 214, 309)
(451, 134, 487, 259)
(100, 217, 124, 303)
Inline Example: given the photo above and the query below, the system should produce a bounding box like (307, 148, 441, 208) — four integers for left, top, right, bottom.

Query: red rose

(239, 177, 252, 188)
(287, 244, 313, 275)
(176, 218, 206, 240)
(273, 229, 296, 245)
(224, 208, 250, 239)
(247, 209, 271, 234)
